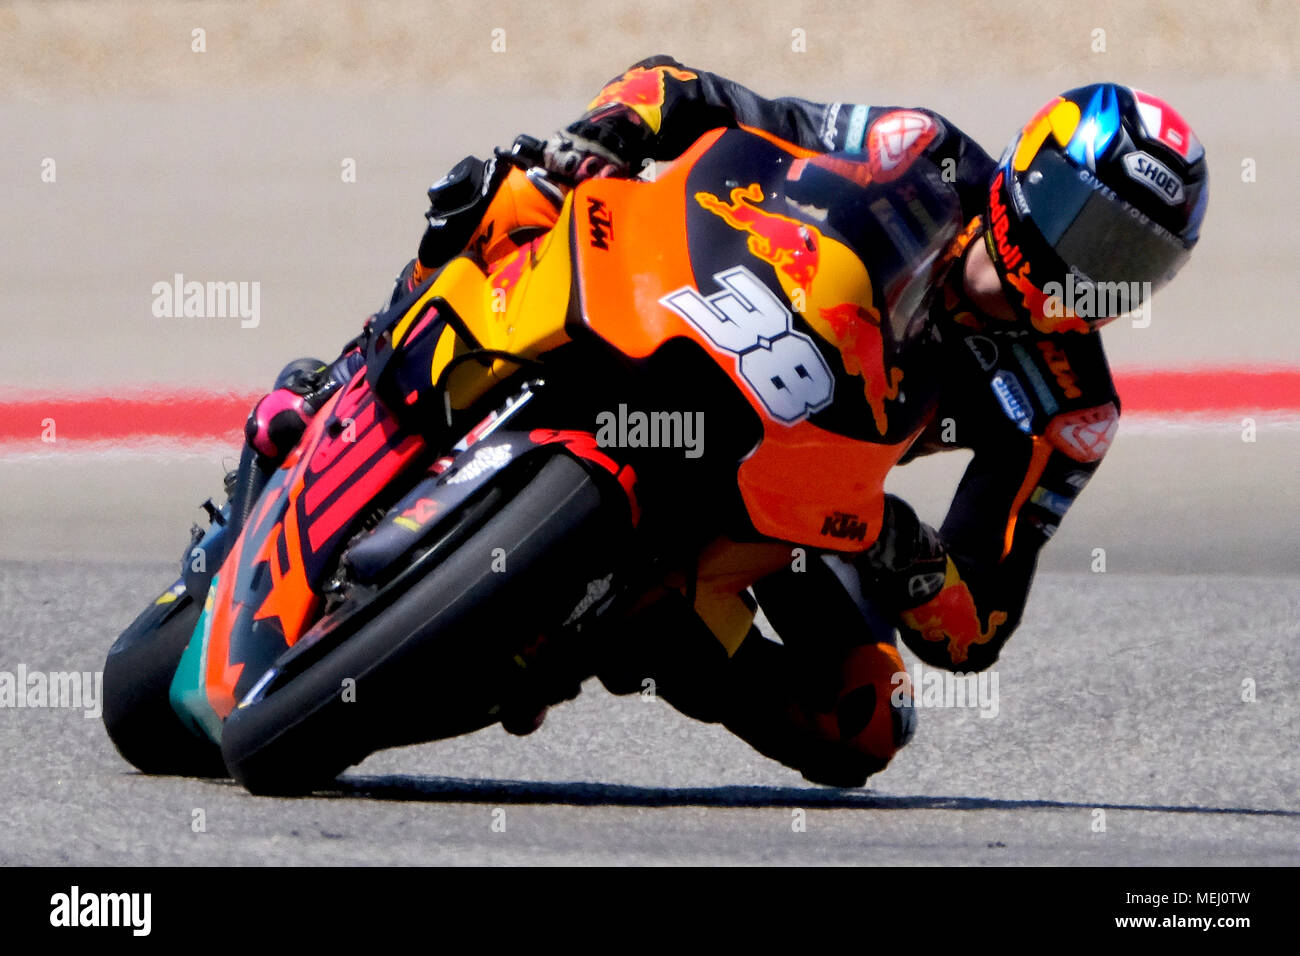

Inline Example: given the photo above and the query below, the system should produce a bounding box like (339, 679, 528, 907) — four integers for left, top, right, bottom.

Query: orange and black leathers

(865, 291, 1120, 673)
(574, 55, 1121, 678)
(569, 54, 994, 222)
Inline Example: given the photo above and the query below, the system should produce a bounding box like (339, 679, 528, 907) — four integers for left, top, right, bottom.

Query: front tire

(102, 590, 228, 777)
(221, 452, 628, 795)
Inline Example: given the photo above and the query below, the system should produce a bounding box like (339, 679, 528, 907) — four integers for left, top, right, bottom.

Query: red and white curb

(1, 367, 1298, 459)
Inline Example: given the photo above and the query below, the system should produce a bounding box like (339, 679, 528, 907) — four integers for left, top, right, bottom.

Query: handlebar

(494, 134, 548, 173)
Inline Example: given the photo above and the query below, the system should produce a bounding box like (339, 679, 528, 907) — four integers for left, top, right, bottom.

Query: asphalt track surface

(3, 17, 1299, 863)
(1, 426, 1297, 866)
(1, 561, 1296, 865)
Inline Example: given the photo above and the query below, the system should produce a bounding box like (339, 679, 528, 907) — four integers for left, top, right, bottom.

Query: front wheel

(102, 588, 228, 778)
(220, 452, 630, 795)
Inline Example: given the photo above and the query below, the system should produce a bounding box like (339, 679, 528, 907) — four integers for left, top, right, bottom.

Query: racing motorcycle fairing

(171, 369, 424, 740)
(233, 417, 643, 713)
(369, 197, 581, 427)
(566, 128, 957, 551)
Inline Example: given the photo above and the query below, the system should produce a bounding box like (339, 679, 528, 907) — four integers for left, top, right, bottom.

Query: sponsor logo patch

(844, 104, 870, 153)
(585, 65, 698, 134)
(1029, 485, 1073, 516)
(965, 335, 999, 371)
(1063, 469, 1091, 491)
(393, 497, 439, 533)
(988, 171, 1024, 272)
(991, 371, 1034, 433)
(866, 110, 938, 182)
(907, 570, 946, 599)
(1012, 342, 1060, 415)
(820, 102, 842, 151)
(563, 573, 614, 626)
(445, 443, 512, 485)
(1122, 150, 1185, 205)
(1035, 340, 1084, 398)
(1046, 403, 1118, 462)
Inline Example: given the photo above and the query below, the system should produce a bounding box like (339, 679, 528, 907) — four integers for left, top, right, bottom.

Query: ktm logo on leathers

(1036, 340, 1083, 398)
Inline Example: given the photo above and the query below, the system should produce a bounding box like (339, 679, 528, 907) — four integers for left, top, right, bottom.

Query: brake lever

(495, 134, 548, 173)
(495, 133, 587, 193)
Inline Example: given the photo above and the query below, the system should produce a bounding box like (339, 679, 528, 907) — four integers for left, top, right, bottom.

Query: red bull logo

(987, 171, 1023, 273)
(489, 240, 532, 304)
(695, 183, 821, 293)
(900, 559, 1008, 665)
(944, 215, 984, 270)
(586, 65, 698, 134)
(1004, 262, 1091, 334)
(989, 172, 1091, 334)
(816, 302, 903, 434)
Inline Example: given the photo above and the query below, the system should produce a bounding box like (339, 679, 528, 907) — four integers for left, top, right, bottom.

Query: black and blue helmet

(985, 83, 1209, 331)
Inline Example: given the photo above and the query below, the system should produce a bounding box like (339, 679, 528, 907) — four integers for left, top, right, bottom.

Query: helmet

(985, 83, 1208, 332)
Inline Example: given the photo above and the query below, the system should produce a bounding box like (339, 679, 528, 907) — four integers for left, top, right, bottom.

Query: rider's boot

(719, 633, 916, 788)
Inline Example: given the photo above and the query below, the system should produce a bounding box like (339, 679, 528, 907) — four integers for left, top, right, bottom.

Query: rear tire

(102, 591, 228, 778)
(220, 452, 628, 795)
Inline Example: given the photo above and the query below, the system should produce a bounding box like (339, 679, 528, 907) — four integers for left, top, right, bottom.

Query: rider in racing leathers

(243, 55, 1208, 786)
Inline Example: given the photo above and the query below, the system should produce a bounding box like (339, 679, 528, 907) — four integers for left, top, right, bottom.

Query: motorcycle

(104, 125, 959, 795)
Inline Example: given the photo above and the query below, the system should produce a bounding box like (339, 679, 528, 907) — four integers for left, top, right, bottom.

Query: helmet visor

(1020, 149, 1190, 296)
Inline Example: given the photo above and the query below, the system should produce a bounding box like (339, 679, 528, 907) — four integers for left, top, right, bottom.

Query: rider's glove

(542, 104, 652, 184)
(542, 130, 627, 183)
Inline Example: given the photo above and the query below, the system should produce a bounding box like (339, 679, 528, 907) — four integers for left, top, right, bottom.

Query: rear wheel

(102, 590, 228, 777)
(220, 452, 629, 795)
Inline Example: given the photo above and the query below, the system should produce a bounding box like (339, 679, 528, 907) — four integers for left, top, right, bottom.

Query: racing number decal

(660, 266, 834, 424)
